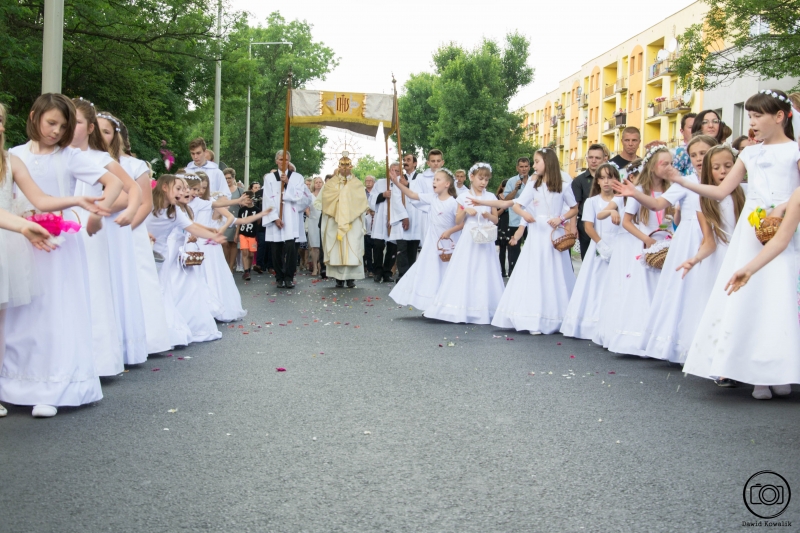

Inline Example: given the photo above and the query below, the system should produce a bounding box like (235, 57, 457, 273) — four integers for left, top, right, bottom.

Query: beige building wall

(520, 1, 708, 176)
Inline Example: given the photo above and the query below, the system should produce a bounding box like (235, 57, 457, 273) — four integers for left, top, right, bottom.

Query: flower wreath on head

(638, 144, 669, 171)
(469, 162, 492, 176)
(97, 112, 120, 132)
(77, 96, 95, 108)
(759, 90, 794, 118)
(437, 167, 455, 180)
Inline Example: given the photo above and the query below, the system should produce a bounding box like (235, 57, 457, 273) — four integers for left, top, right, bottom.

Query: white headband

(469, 162, 492, 176)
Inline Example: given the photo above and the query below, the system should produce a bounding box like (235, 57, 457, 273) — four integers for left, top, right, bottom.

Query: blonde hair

(699, 145, 746, 244)
(635, 147, 671, 226)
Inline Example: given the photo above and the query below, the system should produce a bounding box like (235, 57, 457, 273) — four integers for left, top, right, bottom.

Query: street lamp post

(41, 0, 64, 93)
(212, 0, 222, 162)
(245, 40, 292, 188)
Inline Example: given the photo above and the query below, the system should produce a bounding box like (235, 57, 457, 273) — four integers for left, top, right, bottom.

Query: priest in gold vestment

(319, 153, 369, 288)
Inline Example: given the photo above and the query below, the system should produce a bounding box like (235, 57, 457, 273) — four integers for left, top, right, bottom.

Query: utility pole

(213, 0, 222, 161)
(41, 0, 64, 93)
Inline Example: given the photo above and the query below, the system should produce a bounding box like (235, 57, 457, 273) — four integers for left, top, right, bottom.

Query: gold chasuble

(320, 154, 369, 281)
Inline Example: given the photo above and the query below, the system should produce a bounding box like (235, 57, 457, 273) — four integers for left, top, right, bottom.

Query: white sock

(752, 385, 772, 400)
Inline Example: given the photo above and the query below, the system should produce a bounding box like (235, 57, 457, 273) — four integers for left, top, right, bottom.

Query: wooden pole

(385, 136, 391, 235)
(393, 75, 405, 209)
(280, 70, 292, 222)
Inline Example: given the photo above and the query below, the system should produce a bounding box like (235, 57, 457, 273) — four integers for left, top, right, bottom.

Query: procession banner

(289, 89, 395, 139)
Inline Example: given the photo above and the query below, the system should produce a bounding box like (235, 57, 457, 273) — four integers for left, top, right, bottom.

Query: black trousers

(395, 239, 419, 279)
(498, 240, 509, 277)
(363, 235, 374, 273)
(506, 226, 527, 275)
(371, 239, 397, 281)
(269, 239, 297, 283)
(578, 221, 592, 261)
(255, 228, 268, 270)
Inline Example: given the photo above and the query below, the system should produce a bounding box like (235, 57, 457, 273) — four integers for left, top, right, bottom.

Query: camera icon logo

(743, 471, 791, 519)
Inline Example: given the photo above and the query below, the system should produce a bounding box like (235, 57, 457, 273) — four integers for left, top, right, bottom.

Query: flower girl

(670, 89, 800, 399)
(594, 146, 671, 355)
(424, 163, 505, 324)
(472, 149, 579, 334)
(561, 163, 624, 339)
(388, 168, 463, 310)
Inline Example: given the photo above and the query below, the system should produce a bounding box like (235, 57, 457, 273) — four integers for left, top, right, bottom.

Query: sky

(230, 0, 698, 171)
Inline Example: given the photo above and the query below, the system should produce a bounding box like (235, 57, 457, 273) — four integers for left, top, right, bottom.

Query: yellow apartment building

(519, 1, 708, 177)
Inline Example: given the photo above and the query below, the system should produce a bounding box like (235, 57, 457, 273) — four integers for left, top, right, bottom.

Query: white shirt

(261, 170, 306, 242)
(408, 169, 435, 242)
(369, 178, 408, 242)
(146, 208, 193, 257)
(186, 160, 229, 199)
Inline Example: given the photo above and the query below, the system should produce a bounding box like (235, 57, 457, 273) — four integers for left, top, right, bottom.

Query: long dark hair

(72, 98, 108, 153)
(745, 90, 794, 141)
(589, 164, 620, 197)
(496, 179, 508, 197)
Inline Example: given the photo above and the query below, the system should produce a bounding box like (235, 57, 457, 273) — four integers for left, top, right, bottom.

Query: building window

(637, 91, 642, 109)
(638, 53, 643, 72)
(733, 102, 745, 136)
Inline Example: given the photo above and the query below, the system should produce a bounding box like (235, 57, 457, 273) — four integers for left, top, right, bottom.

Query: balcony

(614, 112, 627, 128)
(615, 77, 628, 93)
(554, 136, 564, 149)
(664, 97, 691, 115)
(581, 94, 589, 107)
(557, 110, 566, 120)
(648, 58, 675, 80)
(667, 138, 681, 149)
(550, 116, 558, 128)
(603, 119, 615, 133)
(577, 123, 588, 140)
(603, 84, 616, 99)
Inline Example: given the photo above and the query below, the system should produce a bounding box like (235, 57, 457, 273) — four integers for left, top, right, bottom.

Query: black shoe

(374, 274, 382, 283)
(253, 265, 263, 274)
(346, 279, 356, 288)
(284, 281, 295, 289)
(335, 280, 344, 288)
(383, 276, 393, 283)
(276, 280, 285, 288)
(242, 270, 251, 281)
(714, 378, 739, 388)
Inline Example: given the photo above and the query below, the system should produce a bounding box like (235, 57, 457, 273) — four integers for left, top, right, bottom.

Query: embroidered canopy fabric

(290, 90, 395, 139)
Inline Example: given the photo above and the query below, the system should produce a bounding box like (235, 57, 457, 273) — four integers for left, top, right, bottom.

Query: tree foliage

(674, 0, 800, 92)
(0, 3, 337, 178)
(398, 33, 537, 185)
(352, 154, 386, 181)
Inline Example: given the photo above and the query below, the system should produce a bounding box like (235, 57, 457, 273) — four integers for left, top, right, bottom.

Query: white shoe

(771, 384, 792, 396)
(529, 331, 542, 335)
(31, 405, 57, 418)
(752, 386, 772, 400)
(0, 403, 6, 417)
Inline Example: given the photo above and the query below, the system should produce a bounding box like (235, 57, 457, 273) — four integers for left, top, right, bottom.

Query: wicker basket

(755, 216, 781, 244)
(551, 226, 576, 252)
(437, 238, 454, 262)
(644, 229, 671, 269)
(182, 242, 205, 266)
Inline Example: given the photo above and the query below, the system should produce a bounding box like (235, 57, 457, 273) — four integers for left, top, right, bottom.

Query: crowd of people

(0, 88, 798, 420)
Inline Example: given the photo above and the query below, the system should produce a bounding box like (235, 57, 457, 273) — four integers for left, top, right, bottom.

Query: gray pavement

(1, 270, 799, 533)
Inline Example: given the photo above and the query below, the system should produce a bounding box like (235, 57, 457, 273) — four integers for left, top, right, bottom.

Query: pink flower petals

(570, 355, 575, 359)
(152, 368, 160, 372)
(557, 342, 562, 345)
(608, 371, 616, 374)
(276, 367, 286, 372)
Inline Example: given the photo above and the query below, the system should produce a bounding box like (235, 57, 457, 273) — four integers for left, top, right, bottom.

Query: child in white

(611, 135, 716, 360)
(2, 94, 132, 418)
(561, 163, 624, 339)
(474, 148, 578, 334)
(146, 175, 226, 345)
(595, 147, 670, 355)
(424, 163, 505, 324)
(389, 169, 463, 310)
(671, 90, 800, 399)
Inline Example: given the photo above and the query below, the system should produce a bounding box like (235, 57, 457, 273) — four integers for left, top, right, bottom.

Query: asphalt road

(2, 270, 799, 533)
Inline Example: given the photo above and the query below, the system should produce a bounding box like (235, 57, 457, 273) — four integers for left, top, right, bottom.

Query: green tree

(0, 0, 231, 166)
(352, 154, 386, 181)
(187, 13, 337, 183)
(674, 0, 800, 92)
(398, 33, 536, 186)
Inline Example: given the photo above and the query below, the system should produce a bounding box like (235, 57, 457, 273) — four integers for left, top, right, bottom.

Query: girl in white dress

(146, 175, 227, 344)
(111, 118, 172, 355)
(2, 94, 132, 418)
(611, 135, 719, 361)
(424, 163, 505, 324)
(595, 147, 671, 356)
(187, 174, 265, 322)
(561, 163, 625, 339)
(473, 149, 579, 334)
(668, 89, 800, 399)
(72, 100, 149, 372)
(388, 169, 463, 310)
